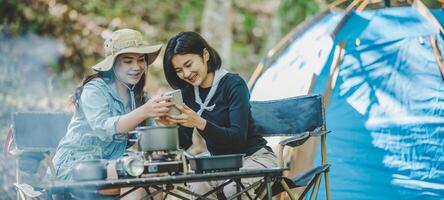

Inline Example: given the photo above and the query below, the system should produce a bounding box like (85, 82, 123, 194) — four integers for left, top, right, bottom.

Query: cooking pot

(131, 126, 179, 152)
(72, 159, 107, 181)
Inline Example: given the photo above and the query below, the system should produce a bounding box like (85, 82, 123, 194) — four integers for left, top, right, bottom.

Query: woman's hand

(155, 116, 177, 126)
(167, 104, 207, 130)
(115, 96, 174, 133)
(141, 95, 175, 118)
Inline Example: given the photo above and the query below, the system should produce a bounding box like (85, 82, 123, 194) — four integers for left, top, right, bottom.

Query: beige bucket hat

(92, 29, 162, 71)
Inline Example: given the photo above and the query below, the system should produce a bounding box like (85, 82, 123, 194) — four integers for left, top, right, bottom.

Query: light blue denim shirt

(52, 77, 154, 180)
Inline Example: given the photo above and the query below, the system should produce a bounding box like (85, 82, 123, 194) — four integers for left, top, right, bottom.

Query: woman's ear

(202, 48, 210, 63)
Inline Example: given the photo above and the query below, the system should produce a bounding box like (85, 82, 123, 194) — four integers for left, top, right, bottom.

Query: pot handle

(127, 131, 139, 142)
(113, 133, 127, 141)
(113, 132, 139, 142)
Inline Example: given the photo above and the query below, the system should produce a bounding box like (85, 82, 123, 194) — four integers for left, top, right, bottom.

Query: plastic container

(188, 154, 244, 173)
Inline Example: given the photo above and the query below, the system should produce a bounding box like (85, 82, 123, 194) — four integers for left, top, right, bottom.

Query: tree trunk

(201, 0, 232, 69)
(262, 3, 282, 54)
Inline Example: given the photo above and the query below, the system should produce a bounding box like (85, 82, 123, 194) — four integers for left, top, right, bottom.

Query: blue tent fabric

(251, 7, 444, 200)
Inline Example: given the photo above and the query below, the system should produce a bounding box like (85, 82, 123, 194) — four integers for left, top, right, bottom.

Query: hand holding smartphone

(164, 89, 183, 115)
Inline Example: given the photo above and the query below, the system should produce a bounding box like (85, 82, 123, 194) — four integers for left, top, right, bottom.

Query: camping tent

(249, 2, 444, 200)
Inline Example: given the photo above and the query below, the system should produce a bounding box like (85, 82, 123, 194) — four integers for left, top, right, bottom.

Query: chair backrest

(12, 112, 72, 151)
(250, 94, 324, 137)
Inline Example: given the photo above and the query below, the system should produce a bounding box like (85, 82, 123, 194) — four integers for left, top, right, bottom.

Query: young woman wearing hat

(162, 32, 278, 198)
(52, 29, 173, 183)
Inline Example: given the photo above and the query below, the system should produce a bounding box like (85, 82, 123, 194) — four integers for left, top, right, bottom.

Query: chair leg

(324, 171, 331, 200)
(16, 158, 21, 200)
(17, 190, 25, 200)
(258, 179, 275, 200)
(309, 175, 322, 200)
(280, 180, 298, 200)
(278, 144, 285, 168)
(44, 153, 57, 178)
(320, 131, 330, 200)
(297, 174, 320, 200)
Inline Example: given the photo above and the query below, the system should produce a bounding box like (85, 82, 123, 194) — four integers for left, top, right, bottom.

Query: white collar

(194, 68, 228, 116)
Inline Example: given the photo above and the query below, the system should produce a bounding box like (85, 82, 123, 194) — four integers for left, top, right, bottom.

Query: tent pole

(323, 42, 345, 107)
(411, 0, 444, 35)
(328, 0, 348, 8)
(247, 61, 266, 90)
(330, 0, 362, 38)
(357, 0, 370, 12)
(430, 35, 444, 80)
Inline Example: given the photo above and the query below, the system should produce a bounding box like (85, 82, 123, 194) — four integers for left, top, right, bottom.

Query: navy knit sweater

(178, 73, 270, 156)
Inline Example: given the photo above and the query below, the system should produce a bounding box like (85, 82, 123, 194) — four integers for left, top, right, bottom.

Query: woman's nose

(183, 69, 191, 77)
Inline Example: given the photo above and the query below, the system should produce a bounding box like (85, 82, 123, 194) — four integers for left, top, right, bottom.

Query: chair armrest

(291, 164, 330, 187)
(10, 148, 52, 156)
(278, 132, 310, 147)
(310, 129, 331, 137)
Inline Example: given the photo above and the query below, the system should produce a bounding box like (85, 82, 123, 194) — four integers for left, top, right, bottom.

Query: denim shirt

(52, 77, 154, 180)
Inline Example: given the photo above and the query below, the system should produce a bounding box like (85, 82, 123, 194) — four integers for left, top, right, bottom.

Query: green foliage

(278, 0, 321, 34)
(0, 0, 207, 80)
(179, 0, 204, 24)
(242, 13, 257, 31)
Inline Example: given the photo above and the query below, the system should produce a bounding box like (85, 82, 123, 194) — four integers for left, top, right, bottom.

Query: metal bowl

(134, 126, 179, 152)
(72, 159, 107, 181)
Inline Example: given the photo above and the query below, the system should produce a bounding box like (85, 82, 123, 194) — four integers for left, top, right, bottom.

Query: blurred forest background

(0, 0, 442, 199)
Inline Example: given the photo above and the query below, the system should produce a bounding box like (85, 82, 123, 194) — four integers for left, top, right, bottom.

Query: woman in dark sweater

(162, 31, 277, 198)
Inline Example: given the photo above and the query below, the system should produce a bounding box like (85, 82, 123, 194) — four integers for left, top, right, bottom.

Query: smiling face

(114, 53, 147, 85)
(171, 49, 213, 88)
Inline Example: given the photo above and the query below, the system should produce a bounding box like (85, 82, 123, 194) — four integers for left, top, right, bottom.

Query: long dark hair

(163, 31, 222, 89)
(71, 57, 147, 108)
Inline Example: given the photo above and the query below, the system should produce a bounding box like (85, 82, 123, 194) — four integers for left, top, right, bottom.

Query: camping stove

(143, 150, 186, 175)
(122, 125, 187, 176)
(117, 150, 186, 178)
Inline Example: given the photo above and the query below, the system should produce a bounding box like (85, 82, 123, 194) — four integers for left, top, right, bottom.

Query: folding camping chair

(5, 112, 72, 199)
(251, 94, 330, 200)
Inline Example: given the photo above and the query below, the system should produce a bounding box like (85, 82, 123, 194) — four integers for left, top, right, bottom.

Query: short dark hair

(163, 32, 222, 89)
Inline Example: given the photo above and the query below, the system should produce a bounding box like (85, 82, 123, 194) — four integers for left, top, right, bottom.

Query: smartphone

(165, 89, 183, 115)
